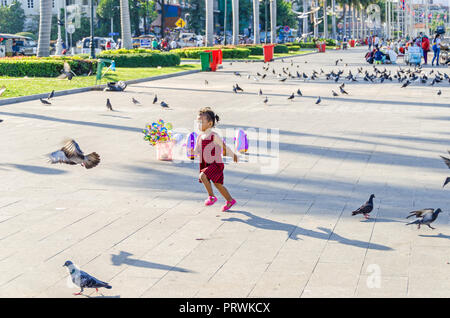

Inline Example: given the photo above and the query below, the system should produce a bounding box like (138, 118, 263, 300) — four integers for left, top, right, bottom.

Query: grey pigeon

(235, 83, 243, 92)
(263, 96, 268, 104)
(132, 97, 140, 105)
(315, 96, 321, 104)
(437, 90, 442, 95)
(0, 85, 6, 96)
(153, 95, 158, 104)
(40, 98, 51, 105)
(160, 101, 169, 108)
(332, 90, 339, 97)
(106, 98, 113, 111)
(48, 90, 55, 100)
(57, 62, 74, 80)
(297, 89, 302, 96)
(351, 194, 375, 219)
(406, 208, 442, 229)
(288, 93, 295, 101)
(258, 89, 263, 96)
(234, 71, 241, 77)
(339, 86, 348, 94)
(204, 80, 208, 86)
(63, 261, 111, 295)
(440, 152, 450, 187)
(48, 139, 100, 169)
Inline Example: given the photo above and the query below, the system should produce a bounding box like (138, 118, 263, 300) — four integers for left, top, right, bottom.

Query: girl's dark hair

(199, 107, 220, 127)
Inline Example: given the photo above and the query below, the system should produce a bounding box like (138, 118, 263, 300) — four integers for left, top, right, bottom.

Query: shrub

(288, 45, 301, 52)
(299, 42, 318, 48)
(0, 56, 97, 77)
(97, 52, 180, 67)
(246, 46, 263, 55)
(172, 47, 250, 59)
(274, 45, 289, 53)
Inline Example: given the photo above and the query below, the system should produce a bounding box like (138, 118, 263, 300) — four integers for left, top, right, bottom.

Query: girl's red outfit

(199, 134, 224, 184)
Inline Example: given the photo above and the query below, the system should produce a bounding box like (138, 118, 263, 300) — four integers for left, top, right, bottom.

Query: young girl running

(195, 107, 238, 211)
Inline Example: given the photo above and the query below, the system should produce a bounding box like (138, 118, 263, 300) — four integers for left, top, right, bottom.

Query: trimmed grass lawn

(0, 64, 200, 99)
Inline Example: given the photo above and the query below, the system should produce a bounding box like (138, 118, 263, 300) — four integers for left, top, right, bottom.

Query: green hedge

(246, 46, 263, 55)
(97, 52, 180, 67)
(0, 56, 97, 77)
(288, 45, 301, 52)
(172, 48, 250, 59)
(274, 45, 289, 54)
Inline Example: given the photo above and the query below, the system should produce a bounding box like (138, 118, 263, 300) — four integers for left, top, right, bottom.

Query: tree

(37, 0, 52, 56)
(0, 1, 25, 34)
(120, 0, 133, 48)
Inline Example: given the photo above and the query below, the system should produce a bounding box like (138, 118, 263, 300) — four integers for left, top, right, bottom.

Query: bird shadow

(419, 233, 450, 239)
(358, 217, 403, 223)
(221, 210, 393, 250)
(110, 251, 194, 273)
(0, 163, 68, 175)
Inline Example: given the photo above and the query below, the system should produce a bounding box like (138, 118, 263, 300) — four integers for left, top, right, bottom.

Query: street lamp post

(224, 0, 227, 45)
(265, 0, 268, 43)
(90, 0, 95, 58)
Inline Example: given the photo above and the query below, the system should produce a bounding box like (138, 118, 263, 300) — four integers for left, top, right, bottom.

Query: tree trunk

(37, 0, 52, 57)
(232, 0, 239, 45)
(120, 0, 133, 49)
(303, 0, 308, 37)
(205, 0, 214, 45)
(253, 0, 260, 44)
(270, 0, 276, 43)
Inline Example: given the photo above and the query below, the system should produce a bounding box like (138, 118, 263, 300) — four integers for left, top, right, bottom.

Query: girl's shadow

(221, 210, 393, 250)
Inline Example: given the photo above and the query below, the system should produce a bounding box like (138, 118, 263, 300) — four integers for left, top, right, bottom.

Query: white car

(177, 33, 204, 48)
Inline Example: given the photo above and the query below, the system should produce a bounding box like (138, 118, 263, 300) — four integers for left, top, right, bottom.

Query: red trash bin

(350, 39, 355, 47)
(316, 43, 326, 52)
(263, 44, 274, 62)
(205, 50, 220, 71)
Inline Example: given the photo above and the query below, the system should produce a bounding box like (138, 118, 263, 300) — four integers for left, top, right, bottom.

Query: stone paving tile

(1, 48, 450, 297)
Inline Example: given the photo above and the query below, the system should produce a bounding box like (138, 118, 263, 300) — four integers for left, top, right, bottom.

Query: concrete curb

(0, 68, 202, 107)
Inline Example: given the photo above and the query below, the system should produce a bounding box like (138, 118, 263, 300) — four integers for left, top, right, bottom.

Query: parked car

(177, 33, 203, 48)
(79, 37, 116, 55)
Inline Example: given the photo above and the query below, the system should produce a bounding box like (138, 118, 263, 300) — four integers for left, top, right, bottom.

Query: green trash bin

(200, 52, 212, 71)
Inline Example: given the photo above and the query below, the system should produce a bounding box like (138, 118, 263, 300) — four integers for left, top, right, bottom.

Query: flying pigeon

(152, 95, 158, 104)
(0, 86, 6, 96)
(160, 101, 169, 108)
(40, 98, 51, 105)
(406, 208, 443, 230)
(63, 261, 112, 295)
(106, 98, 113, 111)
(57, 62, 74, 80)
(315, 96, 321, 104)
(351, 194, 375, 219)
(48, 90, 55, 100)
(48, 139, 100, 169)
(132, 97, 140, 105)
(332, 90, 339, 97)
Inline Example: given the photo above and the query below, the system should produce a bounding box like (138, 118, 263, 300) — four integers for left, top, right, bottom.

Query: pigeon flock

(2, 52, 449, 296)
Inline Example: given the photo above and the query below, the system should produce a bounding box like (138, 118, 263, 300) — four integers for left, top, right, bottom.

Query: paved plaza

(0, 48, 449, 297)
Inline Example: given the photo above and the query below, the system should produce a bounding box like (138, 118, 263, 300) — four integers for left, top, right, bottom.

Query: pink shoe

(222, 199, 236, 212)
(205, 196, 217, 206)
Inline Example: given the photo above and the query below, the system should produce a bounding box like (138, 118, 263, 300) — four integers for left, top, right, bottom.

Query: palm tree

(120, 0, 133, 49)
(206, 0, 214, 46)
(232, 0, 239, 45)
(253, 0, 260, 44)
(37, 0, 52, 57)
(323, 0, 328, 38)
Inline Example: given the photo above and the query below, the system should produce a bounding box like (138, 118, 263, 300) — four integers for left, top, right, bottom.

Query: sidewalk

(0, 47, 449, 297)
